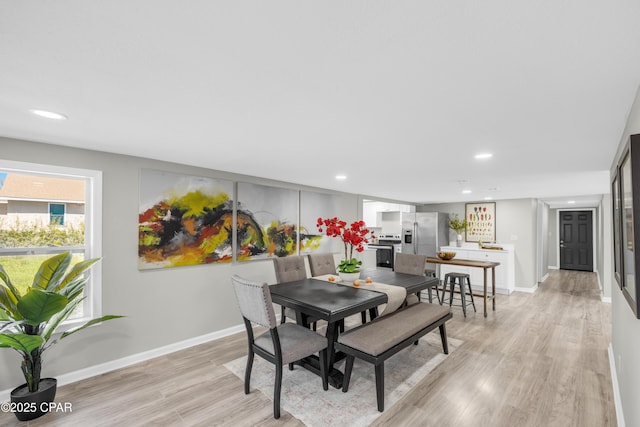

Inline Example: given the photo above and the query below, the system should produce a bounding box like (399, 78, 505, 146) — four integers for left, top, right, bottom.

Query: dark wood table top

(269, 268, 438, 324)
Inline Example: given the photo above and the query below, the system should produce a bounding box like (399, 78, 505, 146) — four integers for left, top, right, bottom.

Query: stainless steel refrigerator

(401, 212, 450, 258)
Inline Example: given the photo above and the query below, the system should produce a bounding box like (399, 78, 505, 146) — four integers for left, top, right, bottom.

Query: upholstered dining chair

(394, 253, 431, 304)
(231, 275, 328, 419)
(308, 252, 337, 277)
(273, 256, 318, 329)
(273, 255, 308, 284)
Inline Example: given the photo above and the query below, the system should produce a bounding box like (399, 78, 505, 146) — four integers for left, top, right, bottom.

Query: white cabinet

(360, 248, 377, 269)
(436, 246, 515, 295)
(362, 201, 414, 228)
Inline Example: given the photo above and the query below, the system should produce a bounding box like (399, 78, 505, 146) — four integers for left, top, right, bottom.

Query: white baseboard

(548, 265, 559, 270)
(514, 283, 538, 293)
(1, 324, 245, 404)
(602, 296, 612, 303)
(540, 273, 549, 283)
(608, 343, 625, 427)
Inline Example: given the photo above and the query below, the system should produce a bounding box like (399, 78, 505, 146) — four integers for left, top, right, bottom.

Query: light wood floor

(0, 269, 615, 426)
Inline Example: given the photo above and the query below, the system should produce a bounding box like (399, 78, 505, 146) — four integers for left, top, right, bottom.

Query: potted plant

(0, 252, 123, 421)
(449, 214, 468, 247)
(316, 217, 375, 281)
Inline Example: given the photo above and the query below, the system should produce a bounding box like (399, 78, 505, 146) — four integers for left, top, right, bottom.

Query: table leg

(324, 321, 345, 389)
(325, 321, 339, 368)
(491, 266, 496, 311)
(295, 311, 311, 328)
(483, 268, 488, 317)
(294, 320, 345, 389)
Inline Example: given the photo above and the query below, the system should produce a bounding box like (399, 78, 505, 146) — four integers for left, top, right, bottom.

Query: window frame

(0, 159, 103, 331)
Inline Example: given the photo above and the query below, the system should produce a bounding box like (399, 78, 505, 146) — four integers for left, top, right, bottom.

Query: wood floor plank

(0, 270, 615, 426)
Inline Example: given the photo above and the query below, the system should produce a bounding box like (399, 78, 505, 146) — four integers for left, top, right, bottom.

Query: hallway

(373, 268, 615, 426)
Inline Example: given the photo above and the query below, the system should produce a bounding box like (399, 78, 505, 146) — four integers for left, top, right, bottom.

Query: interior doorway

(559, 210, 594, 271)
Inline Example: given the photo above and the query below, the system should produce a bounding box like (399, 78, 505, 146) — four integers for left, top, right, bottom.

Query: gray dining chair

(308, 253, 337, 277)
(394, 253, 431, 304)
(273, 256, 318, 329)
(273, 255, 308, 284)
(231, 275, 328, 419)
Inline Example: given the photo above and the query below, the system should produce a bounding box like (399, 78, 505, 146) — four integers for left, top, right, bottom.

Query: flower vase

(456, 234, 463, 247)
(339, 271, 361, 282)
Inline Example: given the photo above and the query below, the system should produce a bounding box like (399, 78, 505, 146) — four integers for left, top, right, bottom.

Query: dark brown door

(559, 211, 593, 271)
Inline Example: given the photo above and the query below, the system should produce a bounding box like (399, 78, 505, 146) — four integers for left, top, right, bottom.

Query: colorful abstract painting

(138, 169, 234, 270)
(299, 191, 342, 254)
(236, 183, 302, 260)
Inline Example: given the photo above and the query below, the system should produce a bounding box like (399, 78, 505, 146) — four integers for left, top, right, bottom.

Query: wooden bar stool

(442, 272, 476, 317)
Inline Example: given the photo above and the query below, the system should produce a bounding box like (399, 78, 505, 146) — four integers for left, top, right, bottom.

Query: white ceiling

(1, 2, 640, 208)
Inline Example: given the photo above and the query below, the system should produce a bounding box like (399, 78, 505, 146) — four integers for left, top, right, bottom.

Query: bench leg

(439, 323, 449, 354)
(375, 363, 385, 412)
(342, 355, 355, 392)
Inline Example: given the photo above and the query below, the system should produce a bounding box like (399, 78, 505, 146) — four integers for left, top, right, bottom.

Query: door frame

(556, 208, 597, 271)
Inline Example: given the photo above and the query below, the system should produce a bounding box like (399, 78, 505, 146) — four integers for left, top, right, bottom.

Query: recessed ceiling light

(30, 109, 68, 120)
(568, 200, 576, 204)
(474, 153, 493, 160)
(484, 196, 493, 200)
(462, 189, 472, 194)
(335, 174, 347, 180)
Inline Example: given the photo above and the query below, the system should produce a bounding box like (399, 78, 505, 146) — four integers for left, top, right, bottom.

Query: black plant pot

(10, 378, 57, 421)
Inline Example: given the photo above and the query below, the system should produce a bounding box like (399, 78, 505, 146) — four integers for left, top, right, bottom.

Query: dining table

(426, 256, 500, 317)
(269, 267, 439, 388)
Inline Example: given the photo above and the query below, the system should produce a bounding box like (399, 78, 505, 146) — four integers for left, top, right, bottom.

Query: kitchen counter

(444, 243, 514, 252)
(436, 245, 515, 294)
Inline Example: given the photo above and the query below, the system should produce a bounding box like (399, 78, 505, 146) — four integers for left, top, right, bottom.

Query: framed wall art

(299, 190, 343, 254)
(236, 182, 299, 261)
(612, 168, 622, 288)
(138, 169, 234, 270)
(465, 202, 496, 243)
(612, 134, 640, 318)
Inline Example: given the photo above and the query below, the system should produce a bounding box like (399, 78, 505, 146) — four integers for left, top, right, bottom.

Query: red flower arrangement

(317, 217, 376, 273)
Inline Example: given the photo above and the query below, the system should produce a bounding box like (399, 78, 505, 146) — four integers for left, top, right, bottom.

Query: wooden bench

(334, 302, 453, 412)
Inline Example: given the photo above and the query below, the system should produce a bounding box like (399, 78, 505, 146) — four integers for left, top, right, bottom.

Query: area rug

(224, 333, 462, 426)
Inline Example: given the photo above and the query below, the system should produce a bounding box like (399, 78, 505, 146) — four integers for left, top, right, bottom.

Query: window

(49, 203, 66, 225)
(0, 160, 103, 328)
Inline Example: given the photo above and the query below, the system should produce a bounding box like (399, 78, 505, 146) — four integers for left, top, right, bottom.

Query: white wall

(600, 194, 613, 300)
(538, 200, 550, 282)
(0, 136, 360, 392)
(610, 85, 640, 427)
